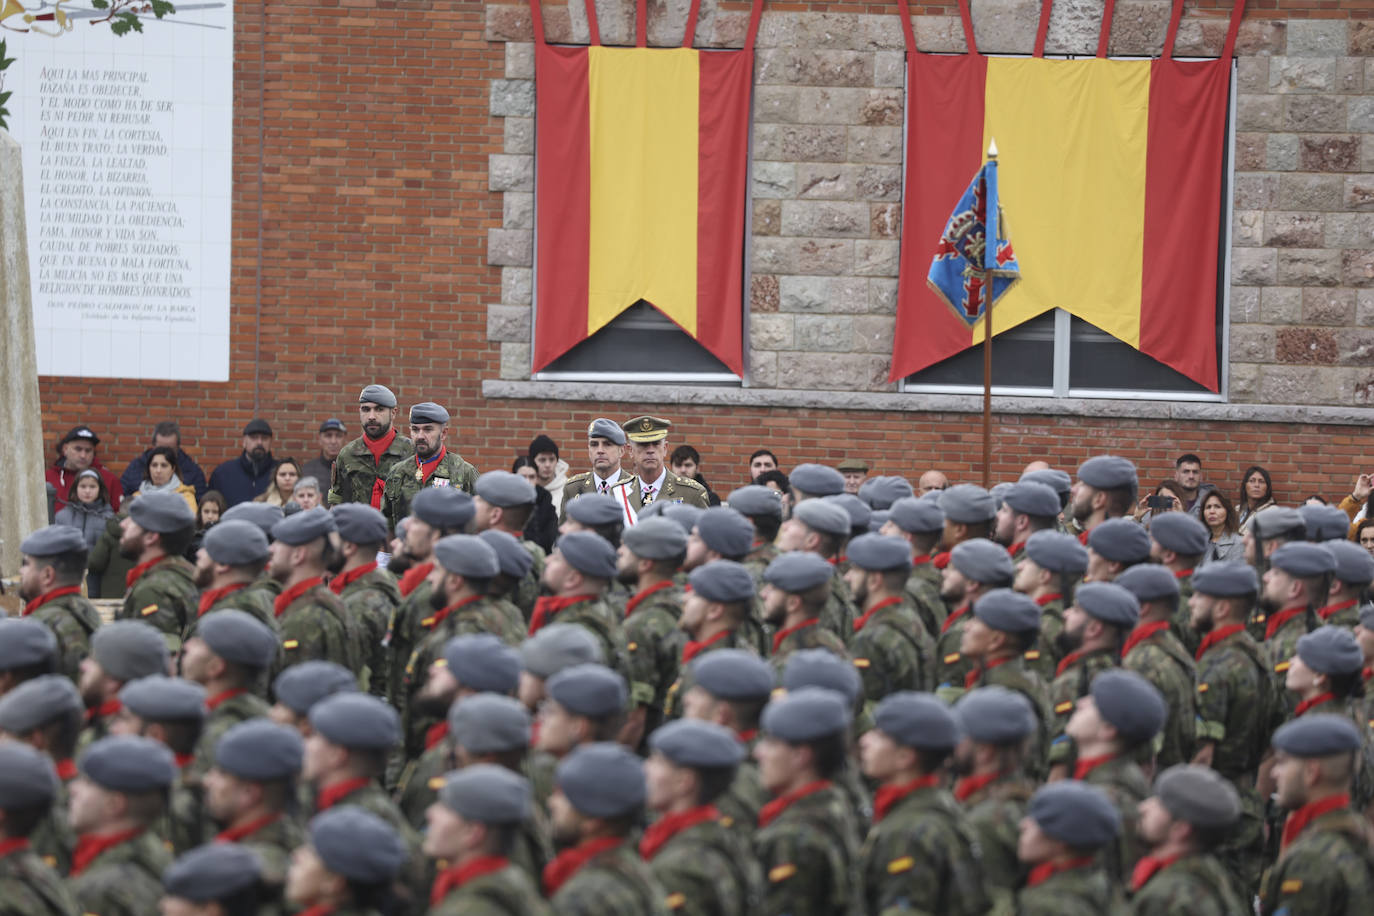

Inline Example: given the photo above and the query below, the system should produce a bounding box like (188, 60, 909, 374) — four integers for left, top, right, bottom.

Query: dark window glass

(904, 311, 1056, 388)
(540, 301, 734, 375)
(1067, 318, 1212, 393)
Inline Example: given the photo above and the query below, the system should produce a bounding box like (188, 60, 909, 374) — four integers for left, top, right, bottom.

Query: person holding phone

(1338, 473, 1374, 541)
(1133, 481, 1188, 527)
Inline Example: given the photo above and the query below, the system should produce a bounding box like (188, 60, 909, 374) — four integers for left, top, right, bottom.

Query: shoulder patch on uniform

(140, 604, 159, 617)
(719, 815, 733, 828)
(1197, 683, 1208, 693)
(1254, 614, 1266, 624)
(943, 652, 960, 664)
(1054, 701, 1074, 714)
(665, 892, 687, 909)
(420, 616, 436, 629)
(887, 856, 915, 875)
(627, 642, 639, 652)
(428, 777, 445, 790)
(43, 855, 56, 867)
(1275, 661, 1290, 673)
(567, 471, 591, 482)
(283, 639, 299, 650)
(1280, 879, 1302, 893)
(433, 658, 447, 668)
(1024, 650, 1040, 660)
(769, 864, 796, 883)
(853, 658, 871, 668)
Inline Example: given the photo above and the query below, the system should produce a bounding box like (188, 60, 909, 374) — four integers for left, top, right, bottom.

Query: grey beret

(1360, 603, 1374, 630)
(565, 494, 626, 527)
(587, 417, 627, 446)
(1272, 713, 1362, 757)
(727, 485, 784, 519)
(793, 499, 851, 538)
(1301, 504, 1351, 542)
(649, 719, 746, 769)
(0, 619, 57, 671)
(1087, 518, 1151, 564)
(409, 401, 450, 425)
(203, 520, 271, 566)
(310, 807, 406, 883)
(622, 516, 688, 561)
(309, 693, 401, 750)
(887, 496, 945, 535)
(1191, 562, 1259, 597)
(1028, 781, 1121, 849)
(1024, 530, 1089, 575)
(128, 490, 195, 534)
(358, 384, 397, 408)
(1001, 481, 1062, 519)
(1295, 626, 1363, 676)
(1074, 582, 1141, 629)
(781, 648, 862, 705)
(91, 621, 170, 683)
(119, 676, 206, 723)
(972, 588, 1041, 634)
(874, 691, 960, 751)
(198, 609, 278, 670)
(857, 476, 914, 511)
(411, 488, 475, 531)
(1150, 513, 1210, 556)
(79, 735, 176, 793)
(828, 494, 872, 532)
(1327, 540, 1374, 586)
(448, 693, 531, 754)
(869, 510, 890, 532)
(954, 686, 1037, 745)
(20, 525, 87, 557)
(1090, 669, 1166, 743)
(556, 531, 618, 580)
(789, 464, 845, 497)
(1270, 542, 1337, 578)
(478, 529, 536, 579)
(695, 507, 755, 558)
(432, 534, 501, 580)
(949, 539, 1015, 586)
(1153, 764, 1240, 829)
(0, 741, 57, 809)
(846, 533, 912, 572)
(653, 503, 706, 536)
(0, 675, 81, 735)
(1020, 468, 1072, 503)
(688, 560, 757, 604)
(331, 504, 389, 546)
(221, 502, 283, 537)
(1114, 564, 1181, 603)
(270, 506, 336, 546)
(940, 484, 997, 525)
(476, 470, 537, 508)
(163, 844, 263, 902)
(439, 764, 531, 823)
(213, 719, 304, 782)
(763, 551, 834, 593)
(990, 483, 1014, 510)
(692, 649, 775, 701)
(271, 661, 358, 716)
(1077, 455, 1139, 496)
(547, 663, 627, 718)
(519, 624, 603, 680)
(761, 687, 850, 743)
(443, 634, 521, 694)
(1251, 506, 1306, 541)
(556, 742, 645, 818)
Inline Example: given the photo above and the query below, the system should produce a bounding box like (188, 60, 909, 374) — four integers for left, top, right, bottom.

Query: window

(533, 301, 740, 383)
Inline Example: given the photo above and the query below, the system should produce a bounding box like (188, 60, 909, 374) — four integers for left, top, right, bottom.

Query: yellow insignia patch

(140, 604, 159, 617)
(719, 816, 734, 828)
(428, 777, 445, 790)
(1281, 879, 1302, 893)
(665, 892, 687, 909)
(943, 652, 960, 664)
(1197, 683, 1209, 693)
(628, 642, 638, 651)
(853, 658, 871, 668)
(1275, 661, 1290, 673)
(1024, 650, 1041, 660)
(433, 659, 447, 668)
(771, 687, 787, 699)
(43, 856, 56, 867)
(1254, 614, 1266, 624)
(887, 856, 915, 875)
(420, 616, 436, 628)
(1054, 701, 1073, 714)
(283, 639, 299, 650)
(769, 864, 796, 883)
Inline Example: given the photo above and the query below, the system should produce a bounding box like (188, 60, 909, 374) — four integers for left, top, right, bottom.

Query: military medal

(415, 467, 424, 482)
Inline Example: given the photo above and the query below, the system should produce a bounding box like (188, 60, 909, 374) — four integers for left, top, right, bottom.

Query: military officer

(1069, 454, 1139, 541)
(119, 490, 200, 641)
(78, 622, 171, 744)
(1013, 530, 1089, 680)
(880, 496, 947, 636)
(787, 464, 845, 504)
(761, 551, 848, 670)
(0, 675, 84, 873)
(471, 471, 546, 623)
(183, 609, 276, 780)
(0, 619, 58, 694)
(160, 843, 264, 915)
(775, 498, 859, 639)
(993, 481, 1062, 562)
(16, 525, 102, 682)
(1117, 564, 1197, 770)
(1317, 540, 1374, 626)
(268, 660, 358, 735)
(558, 418, 634, 523)
(936, 538, 1015, 692)
(328, 503, 400, 695)
(1085, 517, 1151, 583)
(0, 741, 78, 912)
(188, 519, 278, 639)
(621, 416, 709, 510)
(618, 517, 689, 733)
(285, 807, 406, 915)
(1015, 781, 1122, 914)
(328, 384, 414, 509)
(267, 508, 360, 672)
(845, 532, 936, 699)
(380, 401, 478, 530)
(110, 675, 207, 854)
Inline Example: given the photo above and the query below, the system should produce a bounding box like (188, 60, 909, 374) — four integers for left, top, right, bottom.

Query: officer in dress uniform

(559, 418, 635, 523)
(621, 417, 709, 510)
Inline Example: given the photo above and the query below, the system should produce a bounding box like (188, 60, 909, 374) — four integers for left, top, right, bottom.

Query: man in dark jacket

(46, 424, 123, 512)
(119, 420, 209, 498)
(208, 419, 278, 506)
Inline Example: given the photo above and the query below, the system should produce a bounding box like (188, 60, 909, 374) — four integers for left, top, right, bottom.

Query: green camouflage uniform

(661, 630, 756, 721)
(1130, 853, 1247, 916)
(311, 786, 429, 915)
(718, 743, 767, 844)
(1048, 648, 1119, 767)
(327, 433, 414, 506)
(1123, 625, 1197, 770)
(851, 598, 937, 701)
(430, 862, 552, 916)
(742, 541, 779, 585)
(1267, 607, 1315, 711)
(381, 451, 479, 530)
(550, 841, 670, 916)
(1281, 694, 1374, 812)
(903, 564, 947, 638)
(120, 555, 199, 647)
(190, 690, 272, 784)
(512, 540, 546, 622)
(532, 596, 639, 704)
(965, 657, 1052, 778)
(624, 582, 686, 729)
(336, 565, 402, 697)
(396, 740, 450, 831)
(221, 812, 303, 912)
(1170, 570, 1200, 656)
(646, 812, 763, 916)
(23, 591, 101, 682)
(959, 773, 1034, 913)
(1016, 862, 1126, 916)
(558, 468, 634, 524)
(68, 829, 171, 916)
(1077, 755, 1149, 887)
(0, 845, 78, 915)
(1259, 802, 1374, 916)
(755, 783, 861, 916)
(183, 582, 278, 642)
(162, 760, 204, 855)
(770, 620, 848, 677)
(935, 604, 977, 699)
(386, 571, 436, 705)
(818, 568, 858, 644)
(276, 583, 361, 672)
(31, 771, 75, 876)
(1028, 594, 1067, 683)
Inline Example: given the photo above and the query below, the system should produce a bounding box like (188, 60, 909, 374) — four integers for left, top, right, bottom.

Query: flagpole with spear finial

(981, 138, 998, 489)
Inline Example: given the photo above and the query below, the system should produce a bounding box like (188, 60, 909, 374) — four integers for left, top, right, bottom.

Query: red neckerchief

(1078, 531, 1090, 545)
(424, 721, 450, 751)
(771, 617, 820, 655)
(1319, 598, 1358, 622)
(1035, 592, 1063, 607)
(1122, 620, 1172, 658)
(1073, 753, 1115, 780)
(542, 836, 624, 897)
(274, 576, 325, 618)
(1265, 605, 1307, 641)
(682, 628, 730, 664)
(0, 838, 28, 860)
(933, 551, 951, 569)
(854, 596, 903, 633)
(85, 697, 121, 724)
(940, 603, 970, 634)
(529, 594, 597, 636)
(873, 774, 940, 822)
(432, 855, 510, 906)
(758, 780, 832, 828)
(296, 906, 336, 916)
(198, 582, 248, 617)
(70, 828, 143, 876)
(964, 653, 1016, 690)
(1055, 648, 1088, 678)
(1281, 793, 1350, 852)
(399, 561, 434, 597)
(55, 759, 77, 782)
(911, 554, 931, 565)
(215, 811, 282, 844)
(362, 427, 399, 509)
(1129, 853, 1181, 892)
(1295, 692, 1338, 717)
(329, 561, 378, 595)
(736, 728, 758, 743)
(415, 446, 447, 486)
(639, 804, 720, 860)
(1027, 855, 1095, 888)
(175, 752, 195, 769)
(1195, 623, 1246, 661)
(206, 688, 247, 711)
(315, 776, 372, 812)
(954, 771, 1004, 803)
(625, 581, 674, 618)
(1174, 567, 1194, 580)
(426, 595, 484, 631)
(23, 585, 83, 616)
(1364, 666, 1372, 683)
(1008, 540, 1026, 557)
(125, 555, 169, 590)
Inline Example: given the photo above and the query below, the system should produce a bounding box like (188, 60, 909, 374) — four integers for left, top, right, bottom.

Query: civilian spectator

(255, 457, 300, 507)
(128, 445, 198, 516)
(837, 458, 868, 495)
(185, 490, 227, 562)
(293, 476, 322, 511)
(301, 418, 347, 487)
(118, 421, 208, 499)
(1133, 480, 1188, 526)
(918, 469, 949, 495)
(87, 515, 136, 599)
(528, 434, 568, 514)
(1355, 519, 1374, 559)
(46, 425, 122, 512)
(512, 455, 537, 485)
(749, 448, 778, 481)
(1173, 452, 1214, 514)
(1304, 495, 1329, 507)
(1199, 490, 1243, 565)
(1235, 465, 1275, 533)
(671, 445, 722, 506)
(1338, 474, 1374, 541)
(754, 469, 791, 515)
(54, 469, 115, 550)
(513, 456, 557, 552)
(208, 419, 278, 506)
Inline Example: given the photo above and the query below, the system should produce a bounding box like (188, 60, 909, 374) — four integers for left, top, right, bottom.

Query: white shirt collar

(593, 469, 623, 490)
(640, 469, 667, 493)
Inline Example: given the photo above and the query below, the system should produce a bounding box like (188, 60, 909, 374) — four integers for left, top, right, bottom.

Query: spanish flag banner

(890, 0, 1244, 392)
(529, 0, 762, 376)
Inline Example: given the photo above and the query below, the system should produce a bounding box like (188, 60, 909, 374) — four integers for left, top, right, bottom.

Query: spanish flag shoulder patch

(627, 642, 639, 652)
(1024, 650, 1040, 660)
(1281, 879, 1302, 893)
(853, 658, 871, 669)
(283, 639, 299, 650)
(1054, 701, 1073, 714)
(140, 604, 159, 617)
(1275, 661, 1290, 674)
(887, 856, 915, 875)
(665, 892, 687, 910)
(943, 652, 960, 664)
(428, 777, 445, 790)
(420, 616, 436, 629)
(1197, 683, 1209, 693)
(769, 864, 796, 883)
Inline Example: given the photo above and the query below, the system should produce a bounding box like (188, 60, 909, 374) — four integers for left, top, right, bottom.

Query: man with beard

(620, 416, 709, 510)
(16, 525, 102, 681)
(186, 519, 276, 640)
(1046, 583, 1138, 772)
(208, 419, 277, 507)
(618, 517, 688, 735)
(1084, 518, 1151, 584)
(79, 623, 171, 746)
(881, 496, 947, 637)
(472, 471, 547, 621)
(992, 481, 1061, 563)
(957, 590, 1051, 770)
(118, 491, 200, 642)
(684, 507, 767, 654)
(1116, 565, 1197, 771)
(934, 539, 1014, 694)
(1260, 543, 1332, 698)
(529, 531, 630, 687)
(0, 675, 85, 873)
(328, 385, 413, 509)
(267, 509, 359, 672)
(845, 533, 935, 699)
(558, 419, 633, 522)
(1067, 455, 1138, 543)
(762, 552, 848, 674)
(776, 499, 860, 640)
(182, 610, 277, 779)
(937, 485, 999, 566)
(1013, 530, 1088, 682)
(328, 504, 400, 697)
(381, 401, 478, 530)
